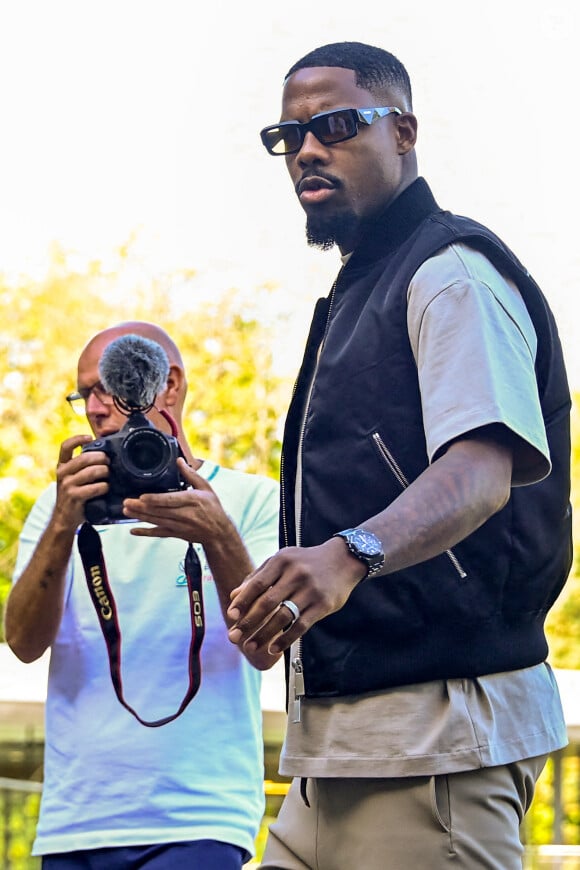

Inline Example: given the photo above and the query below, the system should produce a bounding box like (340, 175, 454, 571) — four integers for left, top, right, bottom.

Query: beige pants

(260, 757, 547, 870)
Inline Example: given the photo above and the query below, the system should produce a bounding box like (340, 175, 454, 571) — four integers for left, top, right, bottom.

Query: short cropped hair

(285, 41, 413, 109)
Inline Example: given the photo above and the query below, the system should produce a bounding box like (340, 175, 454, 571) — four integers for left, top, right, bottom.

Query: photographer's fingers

(57, 434, 94, 465)
(54, 447, 110, 527)
(57, 446, 109, 486)
(176, 457, 212, 491)
(123, 489, 191, 518)
(127, 513, 195, 540)
(122, 491, 193, 540)
(129, 525, 176, 539)
(123, 490, 221, 550)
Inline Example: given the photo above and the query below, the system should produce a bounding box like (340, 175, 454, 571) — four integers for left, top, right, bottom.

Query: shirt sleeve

(407, 243, 550, 486)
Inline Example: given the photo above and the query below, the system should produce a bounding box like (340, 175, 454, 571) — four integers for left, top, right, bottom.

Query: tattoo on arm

(39, 569, 56, 590)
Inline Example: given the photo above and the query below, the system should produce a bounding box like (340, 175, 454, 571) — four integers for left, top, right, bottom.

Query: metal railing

(524, 845, 580, 868)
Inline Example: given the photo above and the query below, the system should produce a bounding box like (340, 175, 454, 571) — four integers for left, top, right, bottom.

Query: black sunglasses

(260, 106, 402, 156)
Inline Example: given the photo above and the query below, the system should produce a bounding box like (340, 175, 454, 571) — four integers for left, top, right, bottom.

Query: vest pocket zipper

(371, 432, 467, 580)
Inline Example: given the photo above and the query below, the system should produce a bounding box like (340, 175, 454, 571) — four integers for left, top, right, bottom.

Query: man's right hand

(54, 434, 110, 531)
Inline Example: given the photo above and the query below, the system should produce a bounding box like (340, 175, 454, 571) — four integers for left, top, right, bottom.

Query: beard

(305, 209, 359, 252)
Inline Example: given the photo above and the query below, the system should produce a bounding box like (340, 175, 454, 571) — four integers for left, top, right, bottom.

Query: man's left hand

(122, 458, 232, 545)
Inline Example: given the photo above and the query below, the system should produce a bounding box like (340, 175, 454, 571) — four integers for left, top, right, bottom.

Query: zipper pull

(291, 656, 305, 723)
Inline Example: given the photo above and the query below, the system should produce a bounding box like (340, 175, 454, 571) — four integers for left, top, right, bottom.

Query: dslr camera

(82, 411, 186, 524)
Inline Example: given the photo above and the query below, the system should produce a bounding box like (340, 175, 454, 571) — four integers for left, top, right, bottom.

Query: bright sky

(0, 0, 578, 384)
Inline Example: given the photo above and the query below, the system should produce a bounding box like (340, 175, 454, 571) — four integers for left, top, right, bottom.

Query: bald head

(77, 321, 189, 441)
(80, 321, 185, 370)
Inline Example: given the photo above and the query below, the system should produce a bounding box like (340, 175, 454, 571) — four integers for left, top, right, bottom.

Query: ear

(162, 363, 185, 408)
(395, 112, 418, 155)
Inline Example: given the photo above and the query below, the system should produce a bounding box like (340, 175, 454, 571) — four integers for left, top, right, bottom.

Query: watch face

(350, 529, 382, 556)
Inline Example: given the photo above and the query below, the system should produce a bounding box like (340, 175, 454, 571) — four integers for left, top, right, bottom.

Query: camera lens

(122, 429, 171, 478)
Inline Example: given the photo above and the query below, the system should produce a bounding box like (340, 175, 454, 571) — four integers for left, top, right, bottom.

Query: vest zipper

(372, 431, 467, 580)
(294, 276, 340, 549)
(287, 273, 343, 723)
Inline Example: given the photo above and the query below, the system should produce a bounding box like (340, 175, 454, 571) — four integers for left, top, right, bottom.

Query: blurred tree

(0, 248, 287, 638)
(546, 392, 580, 668)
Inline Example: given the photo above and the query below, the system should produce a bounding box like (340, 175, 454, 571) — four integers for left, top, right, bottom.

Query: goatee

(306, 211, 358, 252)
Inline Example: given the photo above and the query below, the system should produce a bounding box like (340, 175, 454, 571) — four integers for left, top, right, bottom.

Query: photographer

(4, 321, 280, 870)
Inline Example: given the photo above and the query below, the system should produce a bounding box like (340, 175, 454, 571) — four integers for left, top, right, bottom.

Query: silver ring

(279, 599, 300, 630)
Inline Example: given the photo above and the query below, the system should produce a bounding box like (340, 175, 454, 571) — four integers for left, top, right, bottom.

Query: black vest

(281, 178, 572, 697)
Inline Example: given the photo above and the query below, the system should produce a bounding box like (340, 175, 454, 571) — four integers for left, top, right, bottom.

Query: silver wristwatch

(333, 527, 385, 578)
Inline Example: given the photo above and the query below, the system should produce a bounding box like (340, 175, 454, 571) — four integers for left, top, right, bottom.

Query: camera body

(82, 412, 186, 524)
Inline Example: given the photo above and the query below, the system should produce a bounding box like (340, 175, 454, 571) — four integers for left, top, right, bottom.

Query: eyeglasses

(66, 382, 114, 416)
(260, 106, 402, 156)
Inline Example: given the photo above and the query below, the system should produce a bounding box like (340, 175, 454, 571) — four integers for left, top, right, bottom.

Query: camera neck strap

(77, 521, 205, 727)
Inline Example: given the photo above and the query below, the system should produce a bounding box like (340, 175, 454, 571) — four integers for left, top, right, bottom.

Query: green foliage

(176, 298, 285, 475)
(534, 394, 580, 849)
(524, 753, 580, 848)
(546, 393, 580, 669)
(0, 249, 287, 638)
(546, 573, 580, 669)
(0, 789, 41, 869)
(0, 492, 35, 634)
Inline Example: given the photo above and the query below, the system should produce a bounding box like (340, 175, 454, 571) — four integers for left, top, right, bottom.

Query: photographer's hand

(4, 435, 110, 663)
(54, 435, 110, 529)
(123, 459, 234, 548)
(123, 458, 281, 669)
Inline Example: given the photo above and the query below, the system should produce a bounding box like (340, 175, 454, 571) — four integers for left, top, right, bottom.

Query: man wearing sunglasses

(5, 321, 280, 870)
(228, 41, 572, 869)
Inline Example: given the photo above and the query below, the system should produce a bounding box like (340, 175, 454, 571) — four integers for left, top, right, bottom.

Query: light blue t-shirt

(13, 461, 279, 856)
